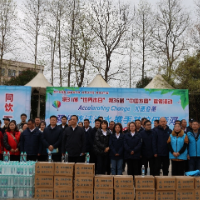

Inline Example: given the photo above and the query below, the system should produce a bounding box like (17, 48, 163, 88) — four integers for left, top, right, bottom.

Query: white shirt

(51, 126, 56, 129)
(72, 126, 77, 131)
(85, 127, 90, 132)
(102, 130, 107, 136)
(131, 132, 135, 137)
(29, 128, 35, 132)
(116, 133, 120, 139)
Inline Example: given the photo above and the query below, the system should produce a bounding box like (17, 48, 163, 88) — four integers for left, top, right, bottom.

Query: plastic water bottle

(65, 152, 68, 163)
(147, 163, 150, 176)
(141, 165, 145, 176)
(20, 152, 24, 162)
(23, 152, 27, 162)
(48, 150, 52, 162)
(85, 152, 90, 164)
(3, 152, 8, 162)
(7, 152, 10, 162)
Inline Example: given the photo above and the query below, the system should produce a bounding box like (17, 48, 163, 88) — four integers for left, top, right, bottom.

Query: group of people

(0, 114, 199, 178)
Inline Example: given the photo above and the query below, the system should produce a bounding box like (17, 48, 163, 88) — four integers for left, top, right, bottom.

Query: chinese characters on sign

(5, 94, 14, 112)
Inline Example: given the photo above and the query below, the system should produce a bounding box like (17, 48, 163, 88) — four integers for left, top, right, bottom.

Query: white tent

(145, 74, 174, 89)
(87, 74, 111, 87)
(25, 71, 52, 116)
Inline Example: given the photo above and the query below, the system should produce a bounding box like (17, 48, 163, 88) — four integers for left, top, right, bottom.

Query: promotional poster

(45, 87, 189, 129)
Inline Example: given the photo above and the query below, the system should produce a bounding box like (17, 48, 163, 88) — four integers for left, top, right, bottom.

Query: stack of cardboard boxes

(74, 163, 95, 200)
(135, 175, 155, 200)
(54, 162, 74, 199)
(94, 175, 114, 200)
(35, 162, 55, 199)
(114, 175, 134, 200)
(155, 176, 176, 200)
(176, 176, 195, 200)
(34, 162, 75, 199)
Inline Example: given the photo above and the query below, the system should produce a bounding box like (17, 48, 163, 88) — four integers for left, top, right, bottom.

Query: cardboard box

(35, 188, 54, 199)
(176, 190, 194, 200)
(54, 187, 73, 200)
(156, 191, 176, 200)
(176, 176, 194, 190)
(135, 176, 155, 190)
(195, 190, 200, 200)
(35, 175, 53, 188)
(35, 162, 54, 175)
(195, 177, 200, 189)
(155, 176, 175, 190)
(54, 176, 73, 188)
(74, 188, 93, 200)
(94, 189, 113, 200)
(95, 175, 113, 189)
(75, 177, 94, 188)
(115, 189, 134, 200)
(114, 175, 134, 189)
(135, 189, 155, 200)
(54, 162, 74, 176)
(75, 163, 95, 177)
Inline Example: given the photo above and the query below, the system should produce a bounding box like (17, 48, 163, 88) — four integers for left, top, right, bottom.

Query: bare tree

(86, 0, 130, 82)
(151, 0, 190, 80)
(21, 0, 46, 70)
(133, 0, 155, 86)
(0, 0, 17, 84)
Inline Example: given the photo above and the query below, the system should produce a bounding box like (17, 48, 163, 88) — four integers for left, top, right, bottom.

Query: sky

(11, 0, 197, 87)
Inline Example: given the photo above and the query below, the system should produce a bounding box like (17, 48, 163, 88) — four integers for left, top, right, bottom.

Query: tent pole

(37, 89, 40, 117)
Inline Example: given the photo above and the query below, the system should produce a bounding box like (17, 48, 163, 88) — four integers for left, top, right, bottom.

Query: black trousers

(154, 156, 169, 176)
(141, 157, 155, 176)
(27, 155, 37, 161)
(10, 155, 20, 162)
(68, 155, 85, 163)
(127, 159, 139, 178)
(37, 155, 47, 162)
(172, 160, 185, 176)
(45, 154, 61, 162)
(96, 154, 110, 175)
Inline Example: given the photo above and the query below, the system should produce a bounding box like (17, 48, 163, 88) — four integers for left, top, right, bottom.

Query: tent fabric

(145, 74, 174, 89)
(25, 71, 52, 95)
(87, 74, 111, 88)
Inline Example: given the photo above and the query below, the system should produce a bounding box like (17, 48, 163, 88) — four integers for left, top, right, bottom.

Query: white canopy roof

(25, 71, 52, 94)
(87, 74, 111, 88)
(145, 74, 174, 89)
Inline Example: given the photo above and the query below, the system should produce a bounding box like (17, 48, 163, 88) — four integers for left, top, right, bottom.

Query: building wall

(1, 59, 44, 84)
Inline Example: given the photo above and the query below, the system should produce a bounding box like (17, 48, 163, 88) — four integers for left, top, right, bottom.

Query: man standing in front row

(62, 115, 85, 163)
(20, 119, 41, 161)
(42, 115, 62, 162)
(153, 117, 172, 176)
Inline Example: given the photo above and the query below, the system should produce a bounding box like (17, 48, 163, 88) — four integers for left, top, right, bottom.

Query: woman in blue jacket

(109, 123, 124, 175)
(167, 123, 188, 176)
(124, 122, 142, 178)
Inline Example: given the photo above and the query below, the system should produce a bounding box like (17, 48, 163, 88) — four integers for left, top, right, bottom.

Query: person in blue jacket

(109, 123, 124, 175)
(42, 115, 62, 162)
(167, 123, 188, 175)
(153, 117, 172, 176)
(187, 120, 200, 171)
(140, 120, 155, 175)
(124, 122, 142, 178)
(20, 119, 42, 161)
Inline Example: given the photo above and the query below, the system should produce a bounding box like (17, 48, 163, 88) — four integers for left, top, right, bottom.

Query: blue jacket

(109, 133, 124, 160)
(41, 125, 62, 155)
(140, 129, 154, 158)
(20, 127, 42, 155)
(187, 130, 200, 157)
(169, 130, 187, 160)
(153, 125, 172, 157)
(124, 132, 142, 160)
